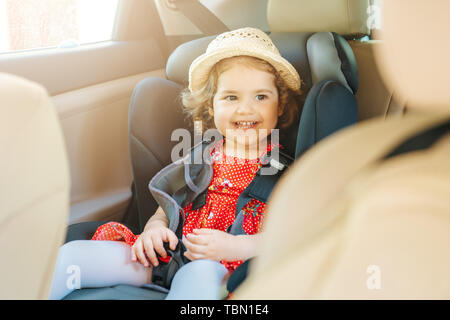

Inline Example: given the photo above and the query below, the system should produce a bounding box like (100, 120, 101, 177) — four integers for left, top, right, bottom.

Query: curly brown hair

(181, 55, 303, 133)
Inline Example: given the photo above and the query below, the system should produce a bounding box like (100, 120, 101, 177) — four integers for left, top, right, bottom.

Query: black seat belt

(382, 119, 450, 160)
(171, 0, 229, 35)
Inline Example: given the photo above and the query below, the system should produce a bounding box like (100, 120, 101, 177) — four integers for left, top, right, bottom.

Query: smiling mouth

(233, 121, 259, 129)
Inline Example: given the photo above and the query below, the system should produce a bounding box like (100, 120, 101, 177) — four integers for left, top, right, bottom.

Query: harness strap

(382, 119, 450, 160)
(151, 139, 212, 289)
(190, 139, 215, 210)
(151, 208, 191, 289)
(230, 147, 293, 234)
(150, 240, 188, 289)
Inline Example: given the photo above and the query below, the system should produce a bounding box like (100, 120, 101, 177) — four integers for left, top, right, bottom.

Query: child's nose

(235, 98, 255, 114)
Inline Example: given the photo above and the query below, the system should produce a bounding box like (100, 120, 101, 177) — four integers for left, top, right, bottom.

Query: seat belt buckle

(158, 255, 171, 264)
(152, 240, 189, 289)
(156, 242, 175, 264)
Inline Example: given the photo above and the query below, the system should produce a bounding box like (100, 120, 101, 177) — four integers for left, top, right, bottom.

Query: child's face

(211, 63, 280, 153)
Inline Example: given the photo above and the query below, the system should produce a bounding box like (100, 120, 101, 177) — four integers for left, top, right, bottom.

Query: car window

(0, 0, 119, 54)
(368, 0, 382, 39)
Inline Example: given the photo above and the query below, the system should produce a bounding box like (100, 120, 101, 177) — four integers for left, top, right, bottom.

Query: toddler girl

(49, 27, 302, 300)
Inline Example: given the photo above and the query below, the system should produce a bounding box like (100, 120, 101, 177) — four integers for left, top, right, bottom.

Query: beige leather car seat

(0, 73, 70, 299)
(235, 0, 450, 299)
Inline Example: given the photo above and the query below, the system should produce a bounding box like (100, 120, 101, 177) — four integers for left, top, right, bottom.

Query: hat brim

(189, 47, 301, 93)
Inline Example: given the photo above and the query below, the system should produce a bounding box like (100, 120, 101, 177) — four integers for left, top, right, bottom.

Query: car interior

(1, 0, 448, 300)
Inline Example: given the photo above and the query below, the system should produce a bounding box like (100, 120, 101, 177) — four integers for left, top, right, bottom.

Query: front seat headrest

(307, 32, 359, 94)
(375, 0, 450, 110)
(267, 0, 370, 37)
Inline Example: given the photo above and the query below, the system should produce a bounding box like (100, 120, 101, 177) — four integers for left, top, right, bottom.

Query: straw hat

(188, 27, 301, 93)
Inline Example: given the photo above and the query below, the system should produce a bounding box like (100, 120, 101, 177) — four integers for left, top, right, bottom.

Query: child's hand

(131, 223, 178, 268)
(182, 228, 241, 262)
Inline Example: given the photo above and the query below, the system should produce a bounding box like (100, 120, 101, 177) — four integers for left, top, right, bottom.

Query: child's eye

(225, 95, 237, 101)
(256, 94, 267, 101)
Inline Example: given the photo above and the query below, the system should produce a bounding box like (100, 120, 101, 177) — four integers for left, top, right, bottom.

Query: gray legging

(49, 240, 228, 300)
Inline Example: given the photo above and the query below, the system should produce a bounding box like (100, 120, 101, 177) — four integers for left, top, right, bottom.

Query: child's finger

(193, 228, 213, 235)
(184, 249, 202, 261)
(130, 246, 137, 262)
(186, 233, 208, 245)
(183, 250, 194, 261)
(182, 236, 206, 255)
(152, 234, 167, 259)
(166, 229, 179, 250)
(142, 238, 158, 267)
(134, 240, 150, 267)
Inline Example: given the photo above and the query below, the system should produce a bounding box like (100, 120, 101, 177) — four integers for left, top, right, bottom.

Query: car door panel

(0, 39, 165, 96)
(54, 69, 166, 224)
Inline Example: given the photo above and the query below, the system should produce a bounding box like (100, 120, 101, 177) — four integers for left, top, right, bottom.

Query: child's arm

(143, 206, 170, 230)
(234, 233, 263, 261)
(183, 229, 263, 262)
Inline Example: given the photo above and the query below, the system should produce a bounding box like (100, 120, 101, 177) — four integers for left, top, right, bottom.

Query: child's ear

(208, 106, 214, 116)
(277, 105, 284, 117)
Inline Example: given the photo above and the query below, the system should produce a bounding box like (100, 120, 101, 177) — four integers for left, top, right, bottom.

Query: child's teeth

(236, 121, 256, 127)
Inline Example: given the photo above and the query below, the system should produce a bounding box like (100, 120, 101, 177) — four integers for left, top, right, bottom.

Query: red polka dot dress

(91, 139, 279, 274)
(182, 139, 277, 272)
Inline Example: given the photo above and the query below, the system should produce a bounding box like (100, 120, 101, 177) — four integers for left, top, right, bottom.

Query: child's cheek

(212, 109, 230, 136)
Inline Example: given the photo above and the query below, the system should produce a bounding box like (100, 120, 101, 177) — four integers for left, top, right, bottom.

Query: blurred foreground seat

(0, 73, 70, 299)
(235, 0, 450, 299)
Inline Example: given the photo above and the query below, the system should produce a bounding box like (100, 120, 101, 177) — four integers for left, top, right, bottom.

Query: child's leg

(165, 259, 228, 300)
(49, 240, 152, 300)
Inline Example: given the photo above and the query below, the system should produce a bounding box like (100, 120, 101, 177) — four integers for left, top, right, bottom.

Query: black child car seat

(63, 30, 358, 300)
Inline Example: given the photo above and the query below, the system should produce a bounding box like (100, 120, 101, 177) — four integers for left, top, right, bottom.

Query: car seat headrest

(166, 36, 215, 87)
(166, 31, 357, 93)
(307, 32, 359, 94)
(375, 0, 450, 110)
(267, 0, 370, 38)
(166, 33, 314, 90)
